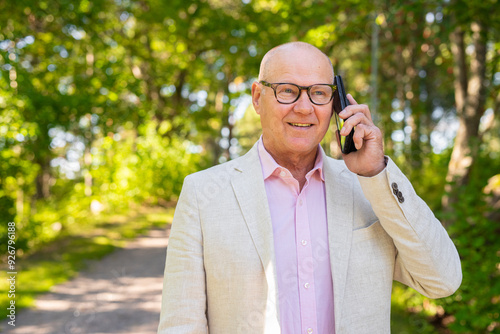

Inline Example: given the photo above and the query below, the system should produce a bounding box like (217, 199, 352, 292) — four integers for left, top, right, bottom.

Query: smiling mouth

(289, 123, 313, 127)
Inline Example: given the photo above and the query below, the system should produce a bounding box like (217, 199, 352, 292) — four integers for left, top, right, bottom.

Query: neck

(263, 142, 319, 190)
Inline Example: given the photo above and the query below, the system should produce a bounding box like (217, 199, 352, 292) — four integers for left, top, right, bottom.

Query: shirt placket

(295, 190, 318, 334)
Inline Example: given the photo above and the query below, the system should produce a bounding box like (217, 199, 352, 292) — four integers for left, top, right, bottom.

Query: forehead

(264, 47, 333, 84)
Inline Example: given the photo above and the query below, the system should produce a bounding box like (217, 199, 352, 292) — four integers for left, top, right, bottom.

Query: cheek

(261, 104, 289, 124)
(318, 108, 333, 125)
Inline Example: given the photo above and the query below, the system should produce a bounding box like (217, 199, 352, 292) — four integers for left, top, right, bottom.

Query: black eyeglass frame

(259, 80, 337, 105)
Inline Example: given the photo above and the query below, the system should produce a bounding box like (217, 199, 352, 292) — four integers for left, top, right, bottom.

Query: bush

(435, 180, 500, 333)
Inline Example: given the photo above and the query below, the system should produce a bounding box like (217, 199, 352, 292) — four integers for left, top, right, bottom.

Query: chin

(286, 139, 318, 154)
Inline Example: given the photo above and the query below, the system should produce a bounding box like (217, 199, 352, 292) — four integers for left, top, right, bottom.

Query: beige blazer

(158, 143, 461, 334)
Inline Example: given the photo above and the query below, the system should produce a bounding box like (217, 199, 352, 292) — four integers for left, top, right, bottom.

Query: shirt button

(307, 328, 313, 334)
(301, 240, 307, 246)
(298, 199, 303, 206)
(304, 282, 310, 289)
(280, 170, 286, 177)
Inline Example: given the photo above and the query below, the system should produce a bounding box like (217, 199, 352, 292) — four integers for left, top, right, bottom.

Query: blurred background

(0, 0, 499, 333)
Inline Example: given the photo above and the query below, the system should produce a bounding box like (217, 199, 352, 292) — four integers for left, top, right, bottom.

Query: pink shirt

(257, 139, 335, 334)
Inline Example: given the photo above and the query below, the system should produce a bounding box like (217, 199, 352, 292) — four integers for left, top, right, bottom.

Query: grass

(0, 206, 174, 319)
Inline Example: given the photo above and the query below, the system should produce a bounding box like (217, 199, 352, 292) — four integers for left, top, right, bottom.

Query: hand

(337, 94, 386, 177)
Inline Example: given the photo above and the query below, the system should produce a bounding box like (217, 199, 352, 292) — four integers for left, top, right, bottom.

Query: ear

(251, 81, 262, 114)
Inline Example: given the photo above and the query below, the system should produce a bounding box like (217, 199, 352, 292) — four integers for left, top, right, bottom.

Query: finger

(340, 113, 369, 136)
(340, 101, 373, 122)
(352, 124, 368, 150)
(347, 94, 358, 105)
(339, 104, 372, 121)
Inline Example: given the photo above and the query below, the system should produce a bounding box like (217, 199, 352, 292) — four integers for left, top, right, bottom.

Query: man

(158, 42, 461, 334)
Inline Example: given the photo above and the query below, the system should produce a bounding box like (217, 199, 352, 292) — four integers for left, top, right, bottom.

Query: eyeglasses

(259, 81, 337, 105)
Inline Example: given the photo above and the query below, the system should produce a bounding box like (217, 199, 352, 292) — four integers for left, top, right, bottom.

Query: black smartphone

(333, 75, 357, 154)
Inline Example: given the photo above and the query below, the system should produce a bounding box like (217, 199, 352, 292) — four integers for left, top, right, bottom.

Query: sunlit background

(0, 0, 499, 333)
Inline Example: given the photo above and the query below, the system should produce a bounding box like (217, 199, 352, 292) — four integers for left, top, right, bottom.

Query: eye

(310, 86, 332, 97)
(277, 85, 297, 95)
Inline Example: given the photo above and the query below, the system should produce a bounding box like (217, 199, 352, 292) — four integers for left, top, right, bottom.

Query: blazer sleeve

(356, 157, 462, 299)
(158, 175, 208, 334)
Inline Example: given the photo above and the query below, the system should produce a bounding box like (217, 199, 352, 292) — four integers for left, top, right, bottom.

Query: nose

(293, 89, 314, 114)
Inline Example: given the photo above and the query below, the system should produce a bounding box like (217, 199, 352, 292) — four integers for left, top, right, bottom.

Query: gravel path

(1, 227, 170, 334)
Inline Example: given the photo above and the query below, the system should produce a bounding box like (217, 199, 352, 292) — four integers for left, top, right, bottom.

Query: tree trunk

(442, 22, 488, 213)
(35, 160, 51, 199)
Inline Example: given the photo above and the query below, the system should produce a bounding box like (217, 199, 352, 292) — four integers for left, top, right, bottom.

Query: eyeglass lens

(275, 84, 332, 104)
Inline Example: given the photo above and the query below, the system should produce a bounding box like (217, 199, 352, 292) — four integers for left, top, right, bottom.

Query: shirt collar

(257, 136, 325, 181)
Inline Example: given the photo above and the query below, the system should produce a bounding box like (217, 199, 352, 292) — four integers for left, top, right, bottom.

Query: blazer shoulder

(323, 155, 354, 177)
(324, 155, 347, 168)
(323, 154, 371, 199)
(185, 144, 260, 184)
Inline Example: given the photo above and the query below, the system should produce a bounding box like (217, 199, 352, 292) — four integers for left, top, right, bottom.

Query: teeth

(290, 123, 312, 127)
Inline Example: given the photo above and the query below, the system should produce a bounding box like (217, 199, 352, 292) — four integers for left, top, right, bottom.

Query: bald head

(258, 42, 333, 83)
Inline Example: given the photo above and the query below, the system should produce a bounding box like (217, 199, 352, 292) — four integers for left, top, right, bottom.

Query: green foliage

(0, 120, 198, 254)
(391, 283, 440, 334)
(438, 192, 500, 333)
(234, 104, 262, 154)
(434, 152, 500, 333)
(91, 121, 201, 209)
(404, 148, 453, 211)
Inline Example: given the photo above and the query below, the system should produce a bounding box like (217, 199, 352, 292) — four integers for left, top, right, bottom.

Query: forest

(0, 0, 499, 332)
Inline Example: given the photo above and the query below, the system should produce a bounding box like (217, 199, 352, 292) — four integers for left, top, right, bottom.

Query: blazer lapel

(229, 144, 281, 329)
(323, 154, 354, 333)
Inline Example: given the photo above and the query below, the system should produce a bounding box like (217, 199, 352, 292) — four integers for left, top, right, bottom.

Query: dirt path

(1, 227, 169, 334)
